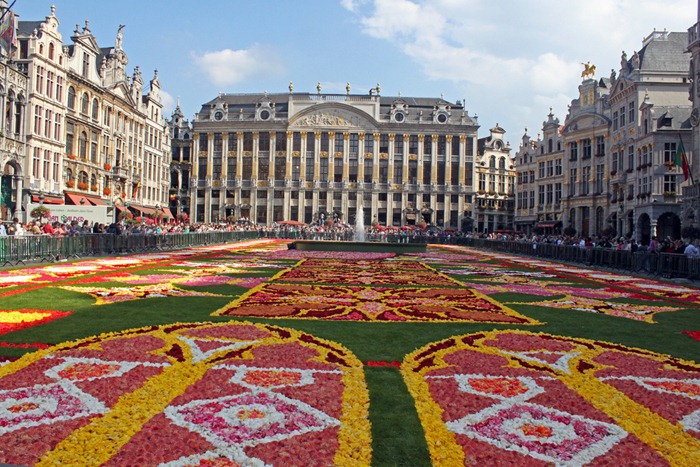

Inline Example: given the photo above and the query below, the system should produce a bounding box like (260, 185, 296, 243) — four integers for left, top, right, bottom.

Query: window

(91, 99, 99, 120)
(613, 111, 618, 131)
(569, 168, 577, 196)
(335, 133, 344, 153)
(66, 122, 74, 155)
(35, 66, 44, 94)
(569, 141, 578, 161)
(409, 135, 418, 154)
(627, 146, 634, 171)
(364, 133, 373, 153)
(79, 132, 87, 159)
(349, 133, 359, 155)
(581, 166, 590, 195)
(48, 42, 55, 60)
(46, 71, 54, 99)
(91, 132, 98, 162)
(379, 134, 389, 153)
(663, 142, 677, 164)
(664, 174, 677, 194)
(81, 93, 89, 115)
(44, 109, 51, 139)
(32, 147, 40, 177)
(56, 76, 63, 101)
(423, 135, 432, 155)
(82, 52, 90, 78)
(582, 139, 591, 159)
(538, 161, 545, 178)
(394, 134, 403, 155)
(546, 160, 554, 177)
(596, 136, 605, 156)
(619, 106, 626, 127)
(33, 105, 42, 135)
(628, 102, 635, 124)
(43, 149, 50, 179)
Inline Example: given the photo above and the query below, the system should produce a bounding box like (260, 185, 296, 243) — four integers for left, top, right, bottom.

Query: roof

(197, 92, 466, 125)
(17, 21, 43, 37)
(638, 31, 689, 72)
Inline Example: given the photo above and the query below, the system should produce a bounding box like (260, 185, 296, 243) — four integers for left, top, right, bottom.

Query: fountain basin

(289, 240, 427, 253)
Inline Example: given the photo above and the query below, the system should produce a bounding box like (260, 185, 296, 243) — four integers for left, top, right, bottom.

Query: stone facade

(188, 88, 479, 228)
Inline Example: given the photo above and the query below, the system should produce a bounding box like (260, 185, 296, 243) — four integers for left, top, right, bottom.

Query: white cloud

(160, 89, 176, 116)
(344, 0, 694, 138)
(193, 45, 284, 88)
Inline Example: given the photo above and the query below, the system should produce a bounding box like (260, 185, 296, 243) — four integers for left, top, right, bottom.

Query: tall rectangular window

(349, 133, 359, 155)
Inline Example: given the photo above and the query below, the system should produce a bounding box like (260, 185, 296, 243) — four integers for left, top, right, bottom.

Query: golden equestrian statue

(581, 62, 596, 79)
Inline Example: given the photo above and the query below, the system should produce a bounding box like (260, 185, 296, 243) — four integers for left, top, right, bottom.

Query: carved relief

(293, 110, 362, 128)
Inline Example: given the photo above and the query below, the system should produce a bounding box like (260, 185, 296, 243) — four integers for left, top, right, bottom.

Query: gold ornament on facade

(276, 151, 285, 157)
(292, 151, 300, 157)
(581, 62, 596, 79)
(320, 151, 328, 158)
(227, 151, 236, 156)
(379, 153, 389, 159)
(364, 152, 373, 159)
(388, 134, 395, 141)
(334, 152, 343, 158)
(409, 154, 417, 160)
(243, 151, 253, 157)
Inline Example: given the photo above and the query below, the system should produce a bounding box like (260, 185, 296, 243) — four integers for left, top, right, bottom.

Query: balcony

(112, 166, 129, 180)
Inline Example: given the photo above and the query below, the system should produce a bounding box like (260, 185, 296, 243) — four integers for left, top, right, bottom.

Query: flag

(674, 139, 691, 181)
(132, 182, 141, 197)
(0, 10, 14, 54)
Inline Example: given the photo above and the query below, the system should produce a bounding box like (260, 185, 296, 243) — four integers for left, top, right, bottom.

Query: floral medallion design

(402, 330, 700, 466)
(0, 321, 371, 466)
(60, 283, 227, 305)
(215, 283, 536, 323)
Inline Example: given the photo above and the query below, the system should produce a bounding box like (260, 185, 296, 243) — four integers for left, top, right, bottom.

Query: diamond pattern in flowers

(450, 374, 544, 402)
(447, 401, 627, 465)
(0, 382, 107, 433)
(165, 391, 340, 450)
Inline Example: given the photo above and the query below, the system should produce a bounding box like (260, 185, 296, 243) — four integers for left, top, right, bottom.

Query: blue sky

(13, 0, 696, 146)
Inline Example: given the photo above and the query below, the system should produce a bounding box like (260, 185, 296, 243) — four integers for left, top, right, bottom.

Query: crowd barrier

(440, 238, 700, 280)
(2, 231, 698, 281)
(0, 231, 258, 267)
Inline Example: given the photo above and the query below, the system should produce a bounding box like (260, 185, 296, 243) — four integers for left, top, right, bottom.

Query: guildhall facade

(186, 85, 479, 228)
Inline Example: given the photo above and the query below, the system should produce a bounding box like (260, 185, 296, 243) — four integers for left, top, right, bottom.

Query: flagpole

(678, 132, 695, 185)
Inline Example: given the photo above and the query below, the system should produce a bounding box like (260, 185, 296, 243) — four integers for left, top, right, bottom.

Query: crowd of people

(3, 216, 699, 258)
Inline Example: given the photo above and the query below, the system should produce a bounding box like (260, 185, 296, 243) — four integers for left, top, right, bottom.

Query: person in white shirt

(684, 239, 700, 258)
(12, 218, 24, 236)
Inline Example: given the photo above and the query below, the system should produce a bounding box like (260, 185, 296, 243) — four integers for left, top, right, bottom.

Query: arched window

(39, 44, 44, 55)
(65, 168, 73, 182)
(79, 131, 87, 159)
(90, 174, 97, 188)
(48, 42, 55, 60)
(81, 93, 89, 115)
(489, 156, 496, 168)
(548, 138, 553, 152)
(499, 157, 506, 169)
(79, 171, 88, 184)
(91, 99, 99, 120)
(67, 87, 76, 110)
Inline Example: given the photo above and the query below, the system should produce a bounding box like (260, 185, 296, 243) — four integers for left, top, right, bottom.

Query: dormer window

(82, 52, 90, 78)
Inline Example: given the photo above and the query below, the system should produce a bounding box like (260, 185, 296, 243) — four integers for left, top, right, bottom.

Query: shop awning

(32, 195, 64, 205)
(65, 192, 107, 206)
(537, 220, 562, 228)
(131, 205, 156, 216)
(114, 205, 127, 212)
(161, 207, 174, 218)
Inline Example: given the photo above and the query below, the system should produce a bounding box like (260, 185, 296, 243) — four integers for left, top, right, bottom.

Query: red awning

(65, 192, 106, 206)
(161, 207, 174, 218)
(132, 205, 156, 216)
(114, 205, 127, 212)
(32, 195, 64, 205)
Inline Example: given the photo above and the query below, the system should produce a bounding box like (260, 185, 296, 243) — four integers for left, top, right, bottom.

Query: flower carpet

(0, 239, 697, 465)
(402, 329, 700, 466)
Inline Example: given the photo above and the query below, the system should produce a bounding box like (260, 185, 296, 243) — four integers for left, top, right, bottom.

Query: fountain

(291, 204, 426, 253)
(354, 205, 366, 242)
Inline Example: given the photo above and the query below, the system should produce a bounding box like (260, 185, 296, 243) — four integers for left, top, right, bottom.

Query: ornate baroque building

(562, 76, 611, 238)
(4, 5, 171, 222)
(0, 2, 27, 221)
(683, 1, 700, 230)
(514, 111, 565, 235)
(16, 5, 66, 208)
(474, 125, 515, 233)
(189, 86, 478, 227)
(515, 30, 691, 242)
(166, 102, 193, 220)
